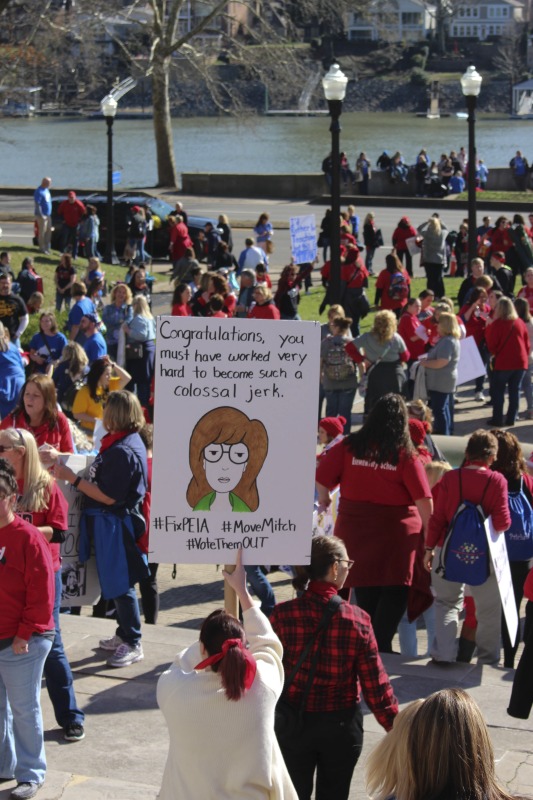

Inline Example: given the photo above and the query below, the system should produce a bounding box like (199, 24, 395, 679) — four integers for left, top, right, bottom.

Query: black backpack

(129, 214, 146, 239)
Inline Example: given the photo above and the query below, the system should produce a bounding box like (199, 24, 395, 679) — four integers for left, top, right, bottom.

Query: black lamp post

(460, 64, 482, 270)
(322, 63, 348, 306)
(102, 95, 119, 265)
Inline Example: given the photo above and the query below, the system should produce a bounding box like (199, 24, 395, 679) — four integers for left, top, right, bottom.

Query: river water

(2, 112, 533, 188)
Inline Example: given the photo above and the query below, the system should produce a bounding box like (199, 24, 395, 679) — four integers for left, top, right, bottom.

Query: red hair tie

(194, 637, 257, 691)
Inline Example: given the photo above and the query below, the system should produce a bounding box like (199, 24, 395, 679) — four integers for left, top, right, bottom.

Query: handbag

(125, 341, 144, 360)
(359, 342, 393, 398)
(265, 240, 274, 255)
(274, 595, 341, 742)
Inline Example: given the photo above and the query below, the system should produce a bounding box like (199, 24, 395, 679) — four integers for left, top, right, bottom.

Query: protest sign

(56, 454, 100, 607)
(486, 516, 518, 647)
(151, 317, 321, 565)
(290, 215, 317, 264)
(457, 336, 486, 385)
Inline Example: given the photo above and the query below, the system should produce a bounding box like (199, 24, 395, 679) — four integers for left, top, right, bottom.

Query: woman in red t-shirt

(398, 298, 427, 361)
(392, 216, 417, 277)
(459, 287, 491, 400)
(171, 283, 192, 316)
(0, 426, 84, 740)
(247, 285, 280, 320)
(375, 252, 410, 318)
(316, 393, 433, 653)
(1, 373, 74, 453)
(485, 296, 530, 427)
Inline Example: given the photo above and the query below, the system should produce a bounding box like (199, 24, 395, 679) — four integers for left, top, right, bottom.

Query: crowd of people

(322, 146, 493, 197)
(0, 183, 531, 799)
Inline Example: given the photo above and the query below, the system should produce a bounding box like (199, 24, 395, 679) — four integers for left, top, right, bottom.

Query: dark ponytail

(199, 610, 248, 701)
(292, 535, 346, 592)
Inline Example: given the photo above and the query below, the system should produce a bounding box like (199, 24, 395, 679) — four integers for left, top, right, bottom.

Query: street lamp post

(322, 63, 348, 307)
(101, 95, 119, 265)
(460, 64, 482, 271)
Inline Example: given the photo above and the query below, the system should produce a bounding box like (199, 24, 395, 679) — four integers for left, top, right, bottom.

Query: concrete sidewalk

(3, 564, 531, 800)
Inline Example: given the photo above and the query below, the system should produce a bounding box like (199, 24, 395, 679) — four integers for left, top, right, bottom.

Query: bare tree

(494, 22, 528, 112)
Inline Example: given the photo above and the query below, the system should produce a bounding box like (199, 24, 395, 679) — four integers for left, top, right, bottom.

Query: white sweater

(157, 606, 298, 800)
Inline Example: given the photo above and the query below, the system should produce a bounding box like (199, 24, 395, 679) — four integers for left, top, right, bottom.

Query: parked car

(48, 193, 219, 261)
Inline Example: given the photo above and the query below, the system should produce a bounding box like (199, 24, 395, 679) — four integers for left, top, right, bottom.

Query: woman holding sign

(157, 549, 298, 800)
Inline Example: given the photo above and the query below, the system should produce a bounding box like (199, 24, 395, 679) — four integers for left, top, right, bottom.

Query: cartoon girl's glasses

(203, 443, 249, 465)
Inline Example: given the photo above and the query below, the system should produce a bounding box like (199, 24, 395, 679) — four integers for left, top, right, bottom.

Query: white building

(346, 0, 436, 42)
(450, 0, 525, 40)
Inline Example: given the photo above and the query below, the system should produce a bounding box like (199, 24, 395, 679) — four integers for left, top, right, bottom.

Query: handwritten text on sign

(151, 318, 321, 565)
(290, 215, 317, 265)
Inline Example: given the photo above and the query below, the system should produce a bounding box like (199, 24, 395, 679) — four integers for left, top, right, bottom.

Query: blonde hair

(427, 216, 441, 235)
(132, 295, 153, 319)
(366, 700, 424, 800)
(475, 275, 493, 290)
(328, 304, 345, 319)
(495, 296, 518, 321)
(364, 212, 375, 225)
(102, 390, 145, 433)
(0, 428, 53, 512)
(110, 283, 133, 305)
(372, 310, 397, 344)
(253, 284, 273, 302)
(437, 312, 461, 338)
(425, 460, 452, 489)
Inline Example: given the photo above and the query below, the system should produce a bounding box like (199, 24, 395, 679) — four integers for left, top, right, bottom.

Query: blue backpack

(437, 471, 491, 586)
(505, 478, 533, 561)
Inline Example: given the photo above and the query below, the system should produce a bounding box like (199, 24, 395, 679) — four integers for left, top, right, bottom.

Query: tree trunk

(152, 53, 178, 188)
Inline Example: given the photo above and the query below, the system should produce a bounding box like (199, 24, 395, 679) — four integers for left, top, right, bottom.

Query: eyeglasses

(336, 558, 355, 569)
(0, 446, 14, 454)
(203, 443, 249, 465)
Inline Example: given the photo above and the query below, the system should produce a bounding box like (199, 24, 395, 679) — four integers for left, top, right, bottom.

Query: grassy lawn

(473, 191, 533, 203)
(299, 275, 461, 332)
(2, 242, 128, 350)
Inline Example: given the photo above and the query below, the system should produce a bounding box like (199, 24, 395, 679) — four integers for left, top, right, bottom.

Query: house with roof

(346, 0, 436, 41)
(449, 0, 525, 40)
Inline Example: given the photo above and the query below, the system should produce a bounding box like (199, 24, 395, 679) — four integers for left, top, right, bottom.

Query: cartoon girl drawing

(186, 406, 268, 512)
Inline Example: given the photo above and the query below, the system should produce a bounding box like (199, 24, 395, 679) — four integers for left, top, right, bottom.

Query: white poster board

(56, 454, 101, 607)
(486, 516, 518, 646)
(457, 336, 486, 385)
(151, 317, 321, 565)
(290, 215, 317, 264)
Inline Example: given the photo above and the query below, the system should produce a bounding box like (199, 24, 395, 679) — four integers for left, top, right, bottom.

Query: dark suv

(50, 193, 218, 261)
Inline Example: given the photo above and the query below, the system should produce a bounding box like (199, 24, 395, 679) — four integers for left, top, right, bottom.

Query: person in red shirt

(255, 263, 272, 289)
(1, 374, 74, 453)
(392, 216, 417, 277)
(168, 214, 193, 267)
(485, 296, 530, 426)
(489, 215, 513, 256)
(170, 283, 192, 316)
(398, 298, 427, 361)
(270, 535, 398, 800)
(0, 458, 55, 796)
(0, 427, 85, 743)
(207, 294, 228, 318)
(425, 430, 511, 665)
(57, 191, 86, 260)
(517, 266, 533, 314)
(247, 285, 280, 320)
(459, 286, 491, 401)
(340, 246, 369, 336)
(316, 393, 433, 653)
(375, 252, 410, 318)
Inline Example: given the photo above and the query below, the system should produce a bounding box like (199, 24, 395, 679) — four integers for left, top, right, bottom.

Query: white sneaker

(107, 643, 144, 668)
(475, 392, 486, 402)
(98, 634, 124, 651)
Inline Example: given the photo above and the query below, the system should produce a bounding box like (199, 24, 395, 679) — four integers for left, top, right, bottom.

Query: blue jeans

(114, 587, 142, 646)
(428, 389, 453, 435)
(244, 566, 275, 617)
(365, 248, 375, 271)
(522, 362, 533, 411)
(62, 226, 79, 259)
(398, 606, 436, 657)
(0, 634, 52, 783)
(55, 289, 71, 312)
(324, 389, 356, 434)
(43, 570, 84, 728)
(492, 369, 525, 426)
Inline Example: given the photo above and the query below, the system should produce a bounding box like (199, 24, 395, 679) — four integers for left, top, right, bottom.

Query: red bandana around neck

(194, 637, 257, 691)
(99, 430, 130, 454)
